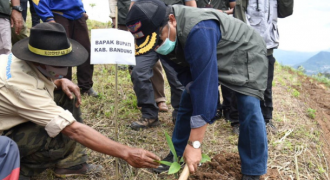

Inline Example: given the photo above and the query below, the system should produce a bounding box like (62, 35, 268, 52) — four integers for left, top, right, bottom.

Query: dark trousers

(131, 51, 184, 119)
(54, 14, 94, 92)
(21, 0, 40, 26)
(4, 91, 87, 177)
(260, 55, 275, 122)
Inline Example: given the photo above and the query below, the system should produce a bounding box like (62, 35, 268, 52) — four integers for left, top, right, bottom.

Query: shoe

(232, 124, 240, 135)
(131, 117, 160, 130)
(82, 87, 98, 97)
(54, 163, 103, 177)
(242, 174, 260, 180)
(153, 153, 173, 173)
(212, 109, 222, 120)
(157, 102, 169, 112)
(266, 120, 277, 134)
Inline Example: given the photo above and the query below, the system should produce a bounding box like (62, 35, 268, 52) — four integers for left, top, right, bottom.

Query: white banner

(91, 29, 135, 65)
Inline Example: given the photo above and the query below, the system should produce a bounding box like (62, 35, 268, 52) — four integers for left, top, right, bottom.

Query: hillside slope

(32, 63, 330, 180)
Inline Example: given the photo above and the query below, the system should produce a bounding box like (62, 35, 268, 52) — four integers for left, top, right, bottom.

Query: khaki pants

(151, 60, 166, 103)
(4, 91, 87, 177)
(0, 18, 11, 55)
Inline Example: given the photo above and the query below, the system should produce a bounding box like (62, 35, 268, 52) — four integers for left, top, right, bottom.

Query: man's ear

(168, 14, 177, 27)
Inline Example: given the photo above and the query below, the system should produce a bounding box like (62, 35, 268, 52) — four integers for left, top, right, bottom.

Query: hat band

(28, 44, 72, 56)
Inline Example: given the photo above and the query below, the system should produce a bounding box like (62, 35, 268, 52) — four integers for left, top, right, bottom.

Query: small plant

(291, 88, 300, 98)
(307, 108, 316, 119)
(156, 132, 211, 177)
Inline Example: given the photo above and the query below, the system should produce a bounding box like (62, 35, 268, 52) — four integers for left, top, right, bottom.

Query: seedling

(156, 131, 211, 177)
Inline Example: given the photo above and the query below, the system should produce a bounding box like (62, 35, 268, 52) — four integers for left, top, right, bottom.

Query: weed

(291, 88, 300, 98)
(307, 108, 316, 119)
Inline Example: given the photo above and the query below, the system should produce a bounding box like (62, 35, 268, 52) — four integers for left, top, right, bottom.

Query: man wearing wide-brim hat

(0, 23, 160, 179)
(126, 0, 268, 179)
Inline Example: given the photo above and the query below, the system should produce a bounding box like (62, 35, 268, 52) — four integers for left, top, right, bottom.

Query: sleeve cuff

(45, 110, 76, 138)
(190, 115, 207, 128)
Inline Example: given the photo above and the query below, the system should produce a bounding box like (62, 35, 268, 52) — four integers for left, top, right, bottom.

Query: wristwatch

(188, 140, 202, 149)
(12, 6, 23, 12)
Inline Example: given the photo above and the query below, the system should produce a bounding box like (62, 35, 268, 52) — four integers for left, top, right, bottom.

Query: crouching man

(0, 23, 159, 179)
(126, 0, 268, 179)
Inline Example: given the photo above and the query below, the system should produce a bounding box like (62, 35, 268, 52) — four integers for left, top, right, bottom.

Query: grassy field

(23, 13, 330, 180)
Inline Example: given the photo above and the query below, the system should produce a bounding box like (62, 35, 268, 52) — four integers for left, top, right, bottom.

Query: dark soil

(189, 152, 280, 180)
(189, 152, 242, 180)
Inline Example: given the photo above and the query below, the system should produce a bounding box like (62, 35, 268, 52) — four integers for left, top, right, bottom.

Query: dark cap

(126, 0, 168, 56)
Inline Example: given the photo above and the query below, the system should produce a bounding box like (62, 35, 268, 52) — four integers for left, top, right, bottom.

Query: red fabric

(3, 168, 20, 180)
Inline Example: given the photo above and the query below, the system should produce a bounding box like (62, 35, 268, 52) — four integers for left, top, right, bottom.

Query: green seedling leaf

(179, 156, 184, 163)
(155, 160, 172, 166)
(201, 154, 211, 163)
(165, 131, 178, 162)
(168, 162, 181, 174)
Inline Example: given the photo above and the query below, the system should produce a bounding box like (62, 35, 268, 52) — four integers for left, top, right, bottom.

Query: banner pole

(114, 5, 119, 180)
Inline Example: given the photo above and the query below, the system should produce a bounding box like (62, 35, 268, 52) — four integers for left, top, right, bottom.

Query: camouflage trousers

(4, 90, 87, 177)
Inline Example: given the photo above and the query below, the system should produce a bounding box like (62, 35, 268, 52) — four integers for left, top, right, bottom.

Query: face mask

(37, 65, 68, 79)
(155, 23, 177, 55)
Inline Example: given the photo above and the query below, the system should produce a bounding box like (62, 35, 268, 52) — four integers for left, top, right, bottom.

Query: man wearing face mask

(128, 0, 195, 130)
(126, 0, 268, 179)
(0, 23, 160, 179)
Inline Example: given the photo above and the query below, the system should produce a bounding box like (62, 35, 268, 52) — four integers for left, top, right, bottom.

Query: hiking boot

(54, 163, 103, 178)
(232, 124, 240, 135)
(266, 120, 277, 134)
(131, 117, 160, 130)
(153, 153, 173, 173)
(242, 174, 260, 180)
(82, 87, 98, 97)
(157, 102, 169, 112)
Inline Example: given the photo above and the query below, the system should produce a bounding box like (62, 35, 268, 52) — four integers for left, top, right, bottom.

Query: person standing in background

(0, 0, 23, 55)
(234, 0, 279, 134)
(33, 0, 99, 97)
(127, 0, 196, 130)
(109, 0, 171, 113)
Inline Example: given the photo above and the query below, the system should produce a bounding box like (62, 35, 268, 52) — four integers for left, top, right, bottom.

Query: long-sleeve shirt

(32, 0, 85, 21)
(167, 19, 221, 128)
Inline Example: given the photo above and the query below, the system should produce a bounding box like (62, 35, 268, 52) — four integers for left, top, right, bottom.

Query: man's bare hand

(54, 78, 81, 107)
(124, 147, 160, 168)
(183, 145, 202, 174)
(11, 10, 23, 35)
(83, 13, 88, 20)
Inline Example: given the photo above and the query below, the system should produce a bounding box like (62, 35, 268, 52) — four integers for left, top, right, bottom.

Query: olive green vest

(172, 5, 268, 99)
(196, 0, 230, 10)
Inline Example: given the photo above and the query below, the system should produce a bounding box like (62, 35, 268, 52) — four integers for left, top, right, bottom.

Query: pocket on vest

(246, 52, 268, 90)
(218, 50, 248, 86)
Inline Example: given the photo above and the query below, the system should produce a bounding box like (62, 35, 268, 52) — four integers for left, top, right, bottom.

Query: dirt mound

(189, 152, 242, 180)
(189, 152, 281, 180)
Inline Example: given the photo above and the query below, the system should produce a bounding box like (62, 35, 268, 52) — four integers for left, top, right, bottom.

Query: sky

(83, 0, 330, 52)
